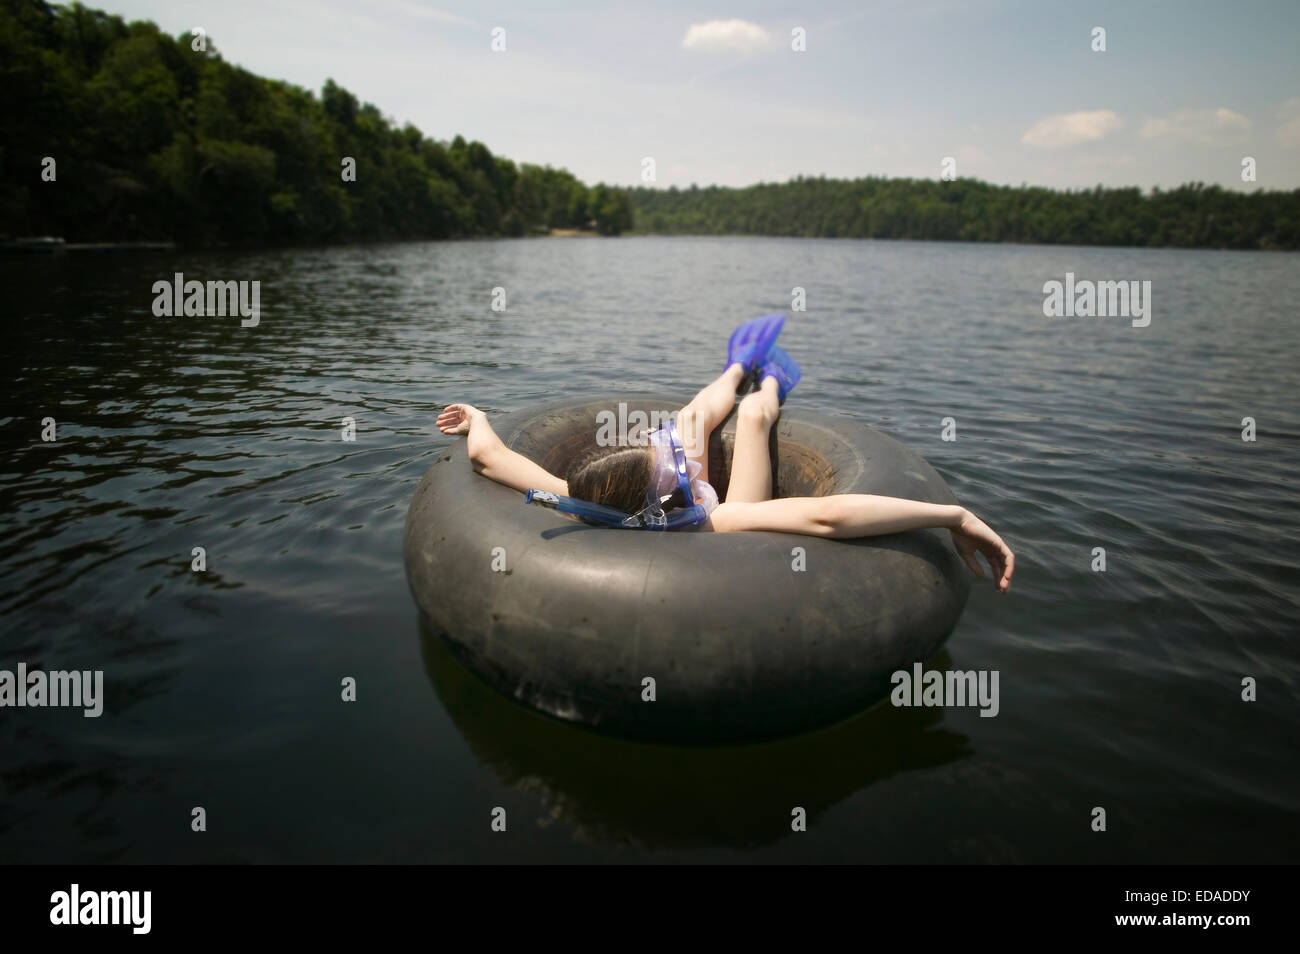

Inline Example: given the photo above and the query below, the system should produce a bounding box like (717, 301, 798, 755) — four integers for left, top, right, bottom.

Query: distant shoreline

(4, 233, 1297, 256)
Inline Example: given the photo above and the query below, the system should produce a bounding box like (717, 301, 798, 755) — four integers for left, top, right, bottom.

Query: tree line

(0, 0, 633, 245)
(629, 176, 1300, 250)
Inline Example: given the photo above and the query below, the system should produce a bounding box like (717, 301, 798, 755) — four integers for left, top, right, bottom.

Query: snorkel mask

(526, 420, 714, 530)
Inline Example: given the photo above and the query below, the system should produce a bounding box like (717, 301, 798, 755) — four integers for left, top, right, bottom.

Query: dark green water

(2, 236, 1297, 862)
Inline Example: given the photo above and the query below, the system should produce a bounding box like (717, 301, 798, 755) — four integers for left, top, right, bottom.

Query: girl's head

(565, 444, 654, 514)
(564, 424, 719, 524)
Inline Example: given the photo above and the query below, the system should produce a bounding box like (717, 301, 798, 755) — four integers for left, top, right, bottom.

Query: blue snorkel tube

(525, 420, 709, 531)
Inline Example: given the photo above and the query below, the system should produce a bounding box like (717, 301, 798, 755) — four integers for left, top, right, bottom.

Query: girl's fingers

(994, 549, 1014, 592)
(958, 521, 1015, 592)
(437, 405, 468, 433)
(976, 543, 1009, 591)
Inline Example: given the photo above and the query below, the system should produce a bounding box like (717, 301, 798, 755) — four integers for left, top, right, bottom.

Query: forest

(0, 0, 633, 245)
(629, 177, 1300, 250)
(2, 0, 1295, 251)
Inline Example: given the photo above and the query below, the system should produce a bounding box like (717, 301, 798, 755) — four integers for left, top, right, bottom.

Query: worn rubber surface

(404, 393, 970, 746)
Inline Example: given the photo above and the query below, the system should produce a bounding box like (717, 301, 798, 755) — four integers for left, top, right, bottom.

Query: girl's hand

(950, 509, 1015, 593)
(437, 403, 484, 436)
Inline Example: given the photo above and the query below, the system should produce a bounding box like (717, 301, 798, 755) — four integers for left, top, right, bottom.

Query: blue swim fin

(760, 344, 801, 404)
(726, 313, 785, 375)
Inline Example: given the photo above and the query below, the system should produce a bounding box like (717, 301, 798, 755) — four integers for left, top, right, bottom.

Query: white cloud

(1140, 107, 1250, 142)
(1021, 110, 1121, 148)
(1276, 98, 1300, 148)
(682, 19, 770, 52)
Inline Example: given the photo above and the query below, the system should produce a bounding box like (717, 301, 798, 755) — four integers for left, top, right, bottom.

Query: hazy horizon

(95, 0, 1300, 192)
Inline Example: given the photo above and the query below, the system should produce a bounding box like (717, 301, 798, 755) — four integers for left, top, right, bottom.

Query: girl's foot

(759, 345, 801, 404)
(725, 313, 786, 382)
(739, 374, 781, 426)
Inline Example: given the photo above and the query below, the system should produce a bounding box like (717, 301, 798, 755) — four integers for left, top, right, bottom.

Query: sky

(97, 0, 1300, 191)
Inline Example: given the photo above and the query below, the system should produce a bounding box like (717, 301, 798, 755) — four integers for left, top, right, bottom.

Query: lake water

(2, 236, 1297, 862)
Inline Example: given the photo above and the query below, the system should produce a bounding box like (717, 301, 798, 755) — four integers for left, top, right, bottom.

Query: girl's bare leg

(676, 363, 746, 484)
(725, 375, 780, 503)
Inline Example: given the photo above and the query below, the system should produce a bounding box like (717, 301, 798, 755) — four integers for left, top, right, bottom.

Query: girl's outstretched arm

(709, 495, 1015, 592)
(437, 404, 568, 496)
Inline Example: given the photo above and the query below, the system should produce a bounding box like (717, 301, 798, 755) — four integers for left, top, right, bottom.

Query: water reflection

(419, 614, 970, 850)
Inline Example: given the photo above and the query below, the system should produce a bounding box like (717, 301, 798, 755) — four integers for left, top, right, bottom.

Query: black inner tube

(405, 393, 971, 745)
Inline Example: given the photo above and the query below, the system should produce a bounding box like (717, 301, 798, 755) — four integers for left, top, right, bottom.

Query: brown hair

(566, 444, 654, 514)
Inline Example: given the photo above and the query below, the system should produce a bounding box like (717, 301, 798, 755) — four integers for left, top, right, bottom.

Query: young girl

(437, 314, 1015, 593)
